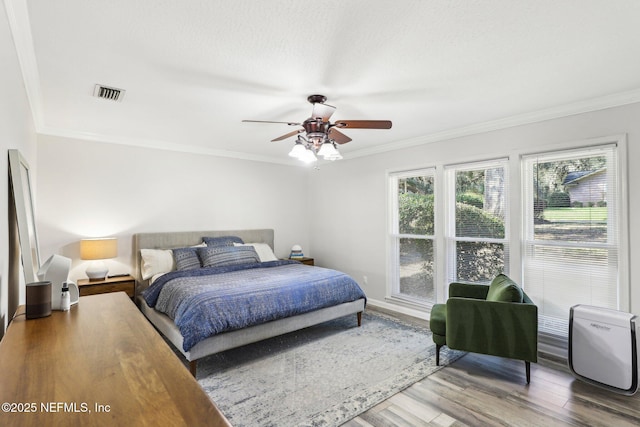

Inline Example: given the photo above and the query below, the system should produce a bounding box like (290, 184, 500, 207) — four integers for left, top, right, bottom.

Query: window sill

(385, 295, 433, 311)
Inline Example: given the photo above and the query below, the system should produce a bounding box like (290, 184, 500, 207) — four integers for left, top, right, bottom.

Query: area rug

(196, 310, 463, 427)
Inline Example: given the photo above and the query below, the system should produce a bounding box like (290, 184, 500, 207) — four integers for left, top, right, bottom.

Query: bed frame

(133, 229, 365, 376)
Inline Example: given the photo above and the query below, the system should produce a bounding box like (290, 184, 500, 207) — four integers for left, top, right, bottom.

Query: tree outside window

(447, 160, 509, 284)
(391, 171, 435, 303)
(523, 146, 619, 337)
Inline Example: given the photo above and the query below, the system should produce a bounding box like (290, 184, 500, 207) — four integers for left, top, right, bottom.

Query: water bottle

(60, 282, 70, 311)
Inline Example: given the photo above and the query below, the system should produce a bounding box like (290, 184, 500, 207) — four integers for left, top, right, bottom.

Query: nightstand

(289, 257, 314, 266)
(77, 275, 135, 298)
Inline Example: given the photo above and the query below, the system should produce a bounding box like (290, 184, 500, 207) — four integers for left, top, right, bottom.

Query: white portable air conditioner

(569, 305, 638, 395)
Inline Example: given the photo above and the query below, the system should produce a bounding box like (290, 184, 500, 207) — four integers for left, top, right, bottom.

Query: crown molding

(4, 0, 44, 129)
(344, 89, 640, 160)
(39, 125, 296, 166)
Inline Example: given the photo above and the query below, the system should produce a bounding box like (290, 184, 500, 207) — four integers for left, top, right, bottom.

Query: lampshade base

(86, 261, 108, 281)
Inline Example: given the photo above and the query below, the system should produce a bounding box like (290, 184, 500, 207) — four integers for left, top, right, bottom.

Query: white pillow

(140, 242, 206, 280)
(140, 249, 174, 280)
(234, 242, 278, 262)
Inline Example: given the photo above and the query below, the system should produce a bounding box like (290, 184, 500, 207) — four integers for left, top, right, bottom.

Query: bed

(133, 229, 366, 376)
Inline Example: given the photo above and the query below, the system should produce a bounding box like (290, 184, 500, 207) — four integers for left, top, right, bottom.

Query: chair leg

(525, 361, 531, 384)
(436, 344, 441, 366)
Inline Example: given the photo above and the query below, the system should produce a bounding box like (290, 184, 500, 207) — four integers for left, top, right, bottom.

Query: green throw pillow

(486, 274, 524, 303)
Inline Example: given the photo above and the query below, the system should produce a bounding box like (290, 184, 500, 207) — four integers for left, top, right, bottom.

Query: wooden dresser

(0, 292, 230, 427)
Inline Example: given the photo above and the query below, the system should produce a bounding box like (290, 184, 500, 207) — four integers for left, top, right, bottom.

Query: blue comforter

(142, 260, 366, 351)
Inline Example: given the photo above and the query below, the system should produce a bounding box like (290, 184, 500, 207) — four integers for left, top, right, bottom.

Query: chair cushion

(429, 304, 447, 337)
(486, 274, 523, 303)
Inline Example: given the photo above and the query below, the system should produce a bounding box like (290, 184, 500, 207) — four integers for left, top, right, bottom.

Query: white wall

(36, 135, 310, 282)
(0, 5, 38, 335)
(308, 102, 640, 318)
(20, 96, 640, 328)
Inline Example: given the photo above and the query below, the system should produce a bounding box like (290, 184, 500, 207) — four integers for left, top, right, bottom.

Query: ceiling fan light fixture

(317, 141, 338, 158)
(243, 95, 391, 164)
(306, 132, 325, 147)
(299, 148, 317, 164)
(288, 141, 307, 158)
(325, 149, 343, 161)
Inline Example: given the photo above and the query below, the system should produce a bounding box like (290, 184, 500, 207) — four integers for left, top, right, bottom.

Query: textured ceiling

(8, 0, 640, 164)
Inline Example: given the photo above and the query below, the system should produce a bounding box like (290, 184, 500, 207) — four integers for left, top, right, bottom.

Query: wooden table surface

(0, 292, 230, 427)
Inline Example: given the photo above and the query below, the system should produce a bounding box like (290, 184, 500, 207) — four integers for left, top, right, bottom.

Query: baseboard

(367, 298, 429, 321)
(539, 332, 569, 360)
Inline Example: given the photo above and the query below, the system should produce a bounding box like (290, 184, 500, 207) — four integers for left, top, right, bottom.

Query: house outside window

(563, 168, 607, 206)
(522, 143, 626, 338)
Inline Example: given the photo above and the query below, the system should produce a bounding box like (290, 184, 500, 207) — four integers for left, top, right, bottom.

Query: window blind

(522, 144, 620, 337)
(445, 159, 509, 284)
(388, 168, 437, 304)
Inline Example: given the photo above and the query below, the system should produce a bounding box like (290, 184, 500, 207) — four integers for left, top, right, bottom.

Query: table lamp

(80, 237, 117, 280)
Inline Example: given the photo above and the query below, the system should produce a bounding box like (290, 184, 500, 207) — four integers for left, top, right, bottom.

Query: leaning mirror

(8, 149, 40, 284)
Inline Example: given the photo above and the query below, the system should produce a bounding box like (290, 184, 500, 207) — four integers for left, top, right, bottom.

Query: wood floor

(344, 310, 640, 427)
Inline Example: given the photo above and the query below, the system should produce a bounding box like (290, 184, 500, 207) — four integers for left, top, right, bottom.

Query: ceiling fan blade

(327, 128, 352, 144)
(311, 103, 336, 122)
(271, 129, 304, 142)
(334, 120, 392, 129)
(242, 120, 301, 126)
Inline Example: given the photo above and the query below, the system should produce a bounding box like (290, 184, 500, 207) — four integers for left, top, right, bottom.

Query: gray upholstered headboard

(133, 229, 274, 296)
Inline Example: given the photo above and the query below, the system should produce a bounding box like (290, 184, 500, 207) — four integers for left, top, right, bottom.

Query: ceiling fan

(243, 95, 392, 162)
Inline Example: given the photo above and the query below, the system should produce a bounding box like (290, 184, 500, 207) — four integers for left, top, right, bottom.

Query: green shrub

(398, 193, 434, 235)
(399, 196, 506, 283)
(455, 203, 505, 238)
(457, 192, 483, 209)
(400, 195, 504, 238)
(571, 201, 584, 208)
(547, 191, 571, 208)
(455, 203, 505, 281)
(596, 200, 607, 207)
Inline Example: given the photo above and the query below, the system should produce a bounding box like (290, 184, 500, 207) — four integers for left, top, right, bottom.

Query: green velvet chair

(429, 274, 538, 383)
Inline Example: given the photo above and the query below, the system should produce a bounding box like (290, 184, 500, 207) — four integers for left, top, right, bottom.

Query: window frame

(387, 167, 437, 307)
(383, 134, 628, 358)
(444, 158, 511, 285)
(520, 138, 630, 339)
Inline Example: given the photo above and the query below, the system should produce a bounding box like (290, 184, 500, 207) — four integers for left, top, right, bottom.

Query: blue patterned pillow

(197, 246, 259, 268)
(203, 236, 244, 247)
(173, 247, 201, 271)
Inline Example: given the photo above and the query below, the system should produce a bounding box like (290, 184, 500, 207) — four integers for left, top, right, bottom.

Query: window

(445, 159, 509, 283)
(522, 144, 624, 337)
(389, 169, 436, 304)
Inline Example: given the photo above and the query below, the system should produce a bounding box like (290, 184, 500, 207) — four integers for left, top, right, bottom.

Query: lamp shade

(300, 148, 317, 163)
(317, 142, 338, 158)
(288, 143, 306, 159)
(80, 238, 117, 260)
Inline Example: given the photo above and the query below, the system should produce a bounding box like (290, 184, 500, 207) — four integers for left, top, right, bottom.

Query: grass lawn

(543, 207, 607, 222)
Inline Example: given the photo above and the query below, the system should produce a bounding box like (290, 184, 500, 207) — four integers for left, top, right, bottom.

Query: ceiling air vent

(93, 84, 125, 102)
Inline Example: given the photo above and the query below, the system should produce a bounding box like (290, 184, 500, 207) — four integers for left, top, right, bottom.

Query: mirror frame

(8, 149, 40, 284)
